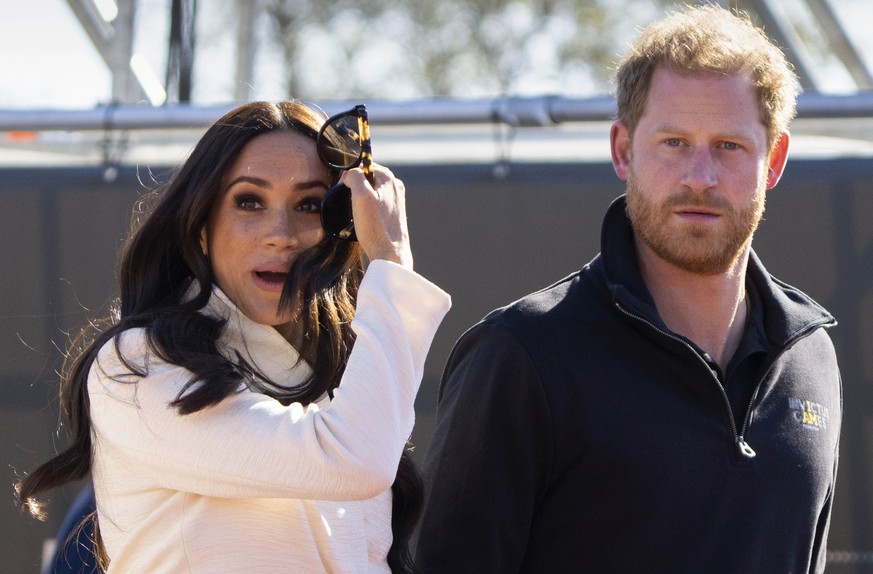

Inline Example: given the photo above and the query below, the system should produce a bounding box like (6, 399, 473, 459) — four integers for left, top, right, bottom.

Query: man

(414, 5, 841, 573)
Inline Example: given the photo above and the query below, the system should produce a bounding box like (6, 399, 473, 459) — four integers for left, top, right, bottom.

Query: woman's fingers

(340, 164, 413, 269)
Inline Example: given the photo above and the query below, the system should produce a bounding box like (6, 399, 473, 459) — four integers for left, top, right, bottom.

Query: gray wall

(2, 158, 872, 572)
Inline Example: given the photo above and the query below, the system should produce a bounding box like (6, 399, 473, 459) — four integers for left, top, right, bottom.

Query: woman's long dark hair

(16, 100, 423, 573)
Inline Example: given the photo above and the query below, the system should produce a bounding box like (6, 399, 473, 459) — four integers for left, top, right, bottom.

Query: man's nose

(682, 148, 718, 191)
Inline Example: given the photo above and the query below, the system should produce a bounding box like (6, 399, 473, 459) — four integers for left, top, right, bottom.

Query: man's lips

(675, 207, 721, 221)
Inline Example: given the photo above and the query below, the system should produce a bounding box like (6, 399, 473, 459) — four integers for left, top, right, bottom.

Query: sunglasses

(316, 104, 373, 241)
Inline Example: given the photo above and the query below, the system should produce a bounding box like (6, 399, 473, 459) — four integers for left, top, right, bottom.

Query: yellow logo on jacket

(788, 397, 829, 431)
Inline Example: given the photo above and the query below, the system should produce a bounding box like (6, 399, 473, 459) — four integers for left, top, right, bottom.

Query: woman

(16, 100, 451, 573)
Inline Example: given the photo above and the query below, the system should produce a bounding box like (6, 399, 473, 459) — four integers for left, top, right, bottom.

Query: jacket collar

(201, 285, 312, 388)
(597, 194, 836, 347)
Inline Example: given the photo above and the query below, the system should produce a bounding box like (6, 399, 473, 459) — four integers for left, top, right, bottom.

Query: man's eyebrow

(653, 124, 757, 141)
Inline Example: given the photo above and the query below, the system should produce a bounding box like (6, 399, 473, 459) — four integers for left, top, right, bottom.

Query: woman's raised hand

(339, 164, 413, 269)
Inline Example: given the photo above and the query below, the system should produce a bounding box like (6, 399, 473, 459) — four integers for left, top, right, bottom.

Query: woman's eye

(234, 195, 262, 211)
(297, 198, 322, 214)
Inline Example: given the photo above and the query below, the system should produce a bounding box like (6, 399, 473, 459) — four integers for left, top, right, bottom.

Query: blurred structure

(51, 0, 873, 105)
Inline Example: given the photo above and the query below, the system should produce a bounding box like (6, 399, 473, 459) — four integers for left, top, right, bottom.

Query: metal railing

(1, 92, 872, 133)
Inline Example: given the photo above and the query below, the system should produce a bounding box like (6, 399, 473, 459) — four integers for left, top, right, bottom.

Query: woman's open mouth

(253, 271, 289, 291)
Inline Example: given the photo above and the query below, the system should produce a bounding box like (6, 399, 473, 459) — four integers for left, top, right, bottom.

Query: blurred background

(2, 0, 872, 572)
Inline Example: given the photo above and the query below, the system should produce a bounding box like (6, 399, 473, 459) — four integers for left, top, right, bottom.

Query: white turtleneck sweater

(88, 260, 451, 573)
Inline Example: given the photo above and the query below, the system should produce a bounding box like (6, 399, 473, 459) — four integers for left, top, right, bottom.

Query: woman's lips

(252, 270, 288, 292)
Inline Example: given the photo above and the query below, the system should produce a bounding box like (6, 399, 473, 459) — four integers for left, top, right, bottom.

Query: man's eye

(723, 141, 739, 150)
(666, 138, 682, 146)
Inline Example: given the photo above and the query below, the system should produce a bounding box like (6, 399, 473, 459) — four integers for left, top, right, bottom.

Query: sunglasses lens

(318, 114, 363, 170)
(321, 182, 356, 241)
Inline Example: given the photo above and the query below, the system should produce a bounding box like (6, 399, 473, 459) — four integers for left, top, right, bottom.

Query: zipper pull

(736, 436, 757, 459)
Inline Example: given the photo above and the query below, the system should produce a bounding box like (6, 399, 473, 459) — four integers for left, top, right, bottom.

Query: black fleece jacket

(415, 195, 841, 574)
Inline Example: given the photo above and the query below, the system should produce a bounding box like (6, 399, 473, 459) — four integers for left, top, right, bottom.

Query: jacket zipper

(616, 304, 757, 459)
(724, 315, 833, 457)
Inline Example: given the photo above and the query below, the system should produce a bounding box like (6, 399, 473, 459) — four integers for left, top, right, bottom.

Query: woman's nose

(263, 208, 298, 249)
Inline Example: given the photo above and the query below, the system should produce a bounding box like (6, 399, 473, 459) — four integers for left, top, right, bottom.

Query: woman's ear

(199, 226, 208, 257)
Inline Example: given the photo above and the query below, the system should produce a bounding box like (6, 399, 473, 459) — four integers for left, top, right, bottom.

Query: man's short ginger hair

(614, 4, 799, 149)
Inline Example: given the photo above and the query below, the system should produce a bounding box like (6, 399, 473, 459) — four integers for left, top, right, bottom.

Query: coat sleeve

(414, 321, 554, 573)
(89, 261, 450, 501)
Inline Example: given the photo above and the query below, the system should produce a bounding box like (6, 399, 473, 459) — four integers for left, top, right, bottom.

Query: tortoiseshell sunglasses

(316, 104, 374, 241)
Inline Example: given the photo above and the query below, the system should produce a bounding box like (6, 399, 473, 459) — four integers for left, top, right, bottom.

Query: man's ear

(610, 121, 632, 181)
(766, 131, 790, 189)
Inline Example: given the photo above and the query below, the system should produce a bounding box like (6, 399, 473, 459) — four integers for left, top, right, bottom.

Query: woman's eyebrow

(225, 175, 270, 191)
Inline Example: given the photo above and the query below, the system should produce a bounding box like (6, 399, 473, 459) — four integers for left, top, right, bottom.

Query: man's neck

(637, 243, 750, 372)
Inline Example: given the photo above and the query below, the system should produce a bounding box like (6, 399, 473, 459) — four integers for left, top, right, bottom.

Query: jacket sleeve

(414, 321, 553, 573)
(89, 261, 451, 501)
(812, 376, 841, 574)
